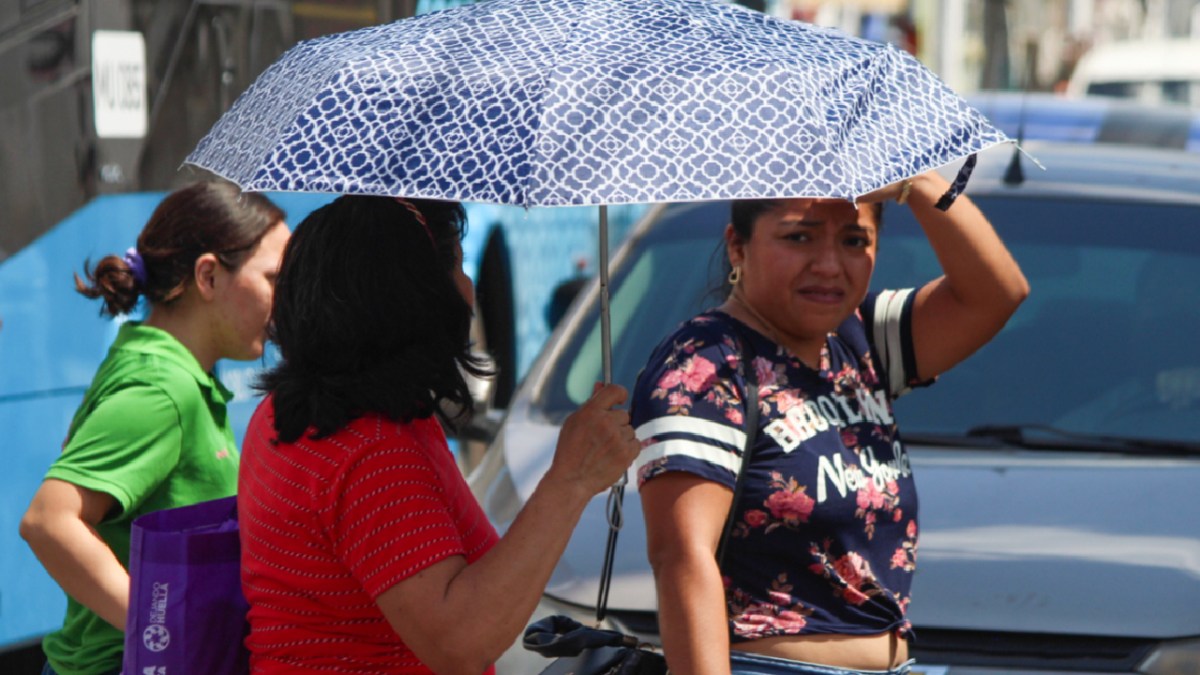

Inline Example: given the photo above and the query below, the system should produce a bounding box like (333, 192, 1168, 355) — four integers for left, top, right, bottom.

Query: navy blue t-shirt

(632, 289, 928, 641)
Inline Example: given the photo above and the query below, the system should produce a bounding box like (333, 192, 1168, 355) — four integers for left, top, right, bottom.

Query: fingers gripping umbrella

(186, 0, 1010, 616)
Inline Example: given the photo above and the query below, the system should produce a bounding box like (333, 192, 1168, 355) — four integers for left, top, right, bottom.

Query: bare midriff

(731, 631, 909, 671)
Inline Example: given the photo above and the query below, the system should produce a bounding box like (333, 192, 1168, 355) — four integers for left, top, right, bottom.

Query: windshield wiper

(907, 424, 1200, 456)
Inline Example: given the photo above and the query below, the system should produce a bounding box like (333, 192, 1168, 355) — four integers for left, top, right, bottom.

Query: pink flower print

(776, 610, 808, 631)
(768, 590, 792, 606)
(765, 487, 815, 526)
(841, 429, 858, 448)
(679, 356, 718, 392)
(842, 586, 871, 606)
(893, 509, 903, 522)
(832, 364, 857, 391)
(730, 593, 810, 638)
(667, 391, 691, 408)
(658, 369, 683, 389)
(773, 389, 804, 413)
(753, 357, 777, 388)
(891, 548, 910, 569)
(725, 406, 744, 425)
(856, 481, 886, 511)
(832, 553, 877, 606)
(906, 520, 918, 538)
(744, 509, 768, 528)
(833, 552, 870, 588)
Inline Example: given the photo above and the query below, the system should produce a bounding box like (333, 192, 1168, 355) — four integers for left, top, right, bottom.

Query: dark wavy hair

(75, 180, 285, 316)
(258, 195, 492, 443)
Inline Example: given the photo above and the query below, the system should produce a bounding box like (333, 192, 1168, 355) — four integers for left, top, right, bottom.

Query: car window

(1087, 82, 1141, 99)
(552, 202, 728, 411)
(539, 197, 1200, 445)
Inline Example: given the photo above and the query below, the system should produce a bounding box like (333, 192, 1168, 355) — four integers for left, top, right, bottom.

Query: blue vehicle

(0, 0, 647, 667)
(967, 91, 1200, 152)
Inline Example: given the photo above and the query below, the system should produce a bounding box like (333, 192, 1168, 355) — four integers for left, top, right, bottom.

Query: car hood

(489, 412, 1200, 639)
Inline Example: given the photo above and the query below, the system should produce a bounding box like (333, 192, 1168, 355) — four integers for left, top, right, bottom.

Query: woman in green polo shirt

(19, 180, 290, 675)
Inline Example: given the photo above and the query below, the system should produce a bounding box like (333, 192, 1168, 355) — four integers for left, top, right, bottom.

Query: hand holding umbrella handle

(862, 155, 979, 211)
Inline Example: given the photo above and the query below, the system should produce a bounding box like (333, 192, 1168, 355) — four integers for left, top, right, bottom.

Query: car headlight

(1140, 638, 1200, 674)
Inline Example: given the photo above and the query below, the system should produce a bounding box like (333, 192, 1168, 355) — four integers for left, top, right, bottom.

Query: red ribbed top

(239, 397, 498, 673)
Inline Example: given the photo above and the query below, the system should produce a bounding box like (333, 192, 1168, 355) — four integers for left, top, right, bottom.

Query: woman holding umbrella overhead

(238, 195, 640, 674)
(633, 171, 1029, 675)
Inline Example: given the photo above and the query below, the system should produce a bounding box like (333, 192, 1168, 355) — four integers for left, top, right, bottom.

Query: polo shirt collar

(112, 322, 234, 403)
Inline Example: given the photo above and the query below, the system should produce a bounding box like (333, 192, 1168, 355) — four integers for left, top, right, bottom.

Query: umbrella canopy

(185, 0, 1009, 207)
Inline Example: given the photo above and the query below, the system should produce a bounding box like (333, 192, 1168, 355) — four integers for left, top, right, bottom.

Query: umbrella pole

(598, 204, 612, 385)
(596, 203, 626, 625)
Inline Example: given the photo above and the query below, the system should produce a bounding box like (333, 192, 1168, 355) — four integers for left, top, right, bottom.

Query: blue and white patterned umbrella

(186, 0, 1010, 207)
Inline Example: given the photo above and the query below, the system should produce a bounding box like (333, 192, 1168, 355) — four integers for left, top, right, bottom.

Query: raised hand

(548, 383, 641, 497)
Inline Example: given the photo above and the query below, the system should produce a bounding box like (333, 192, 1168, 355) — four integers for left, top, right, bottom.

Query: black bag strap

(716, 321, 759, 570)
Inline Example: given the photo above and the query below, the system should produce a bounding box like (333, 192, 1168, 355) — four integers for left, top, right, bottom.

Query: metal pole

(598, 204, 612, 385)
(596, 201, 625, 623)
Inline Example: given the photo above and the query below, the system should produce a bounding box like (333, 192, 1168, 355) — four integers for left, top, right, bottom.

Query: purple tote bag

(122, 495, 250, 675)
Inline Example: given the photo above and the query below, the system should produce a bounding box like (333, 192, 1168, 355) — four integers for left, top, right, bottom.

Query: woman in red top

(238, 195, 640, 674)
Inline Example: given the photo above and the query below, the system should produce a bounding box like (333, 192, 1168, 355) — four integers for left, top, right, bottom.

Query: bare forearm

(909, 174, 1029, 309)
(655, 556, 731, 675)
(21, 517, 129, 629)
(436, 477, 594, 670)
(390, 383, 639, 673)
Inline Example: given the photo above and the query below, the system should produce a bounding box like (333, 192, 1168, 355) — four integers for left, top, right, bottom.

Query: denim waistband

(730, 650, 915, 675)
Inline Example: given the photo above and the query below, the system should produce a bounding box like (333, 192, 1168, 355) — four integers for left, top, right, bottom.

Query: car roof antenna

(1003, 54, 1033, 186)
(1003, 133, 1025, 185)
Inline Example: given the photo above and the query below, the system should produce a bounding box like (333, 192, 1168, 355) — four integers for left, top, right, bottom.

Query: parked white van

(1066, 38, 1200, 107)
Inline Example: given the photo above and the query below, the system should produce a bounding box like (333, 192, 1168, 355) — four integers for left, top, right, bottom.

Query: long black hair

(257, 195, 491, 443)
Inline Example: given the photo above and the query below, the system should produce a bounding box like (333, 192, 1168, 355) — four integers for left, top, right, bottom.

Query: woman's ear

(724, 223, 744, 267)
(194, 254, 219, 301)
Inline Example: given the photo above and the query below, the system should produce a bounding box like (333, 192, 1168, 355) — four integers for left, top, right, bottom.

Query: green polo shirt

(42, 322, 240, 675)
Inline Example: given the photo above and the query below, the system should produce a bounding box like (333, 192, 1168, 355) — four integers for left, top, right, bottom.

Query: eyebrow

(776, 218, 823, 227)
(776, 219, 873, 232)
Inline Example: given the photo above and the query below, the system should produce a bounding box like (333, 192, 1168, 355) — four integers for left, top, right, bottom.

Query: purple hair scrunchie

(123, 247, 148, 288)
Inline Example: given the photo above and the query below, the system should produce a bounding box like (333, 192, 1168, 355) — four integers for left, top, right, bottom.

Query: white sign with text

(92, 30, 148, 138)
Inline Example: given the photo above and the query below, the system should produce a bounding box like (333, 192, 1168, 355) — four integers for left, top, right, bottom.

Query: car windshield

(537, 197, 1200, 446)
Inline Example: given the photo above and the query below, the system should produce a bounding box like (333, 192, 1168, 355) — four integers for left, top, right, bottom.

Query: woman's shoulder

(635, 311, 748, 405)
(653, 309, 744, 352)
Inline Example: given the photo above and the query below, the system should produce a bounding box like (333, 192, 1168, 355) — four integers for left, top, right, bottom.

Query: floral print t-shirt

(632, 289, 928, 642)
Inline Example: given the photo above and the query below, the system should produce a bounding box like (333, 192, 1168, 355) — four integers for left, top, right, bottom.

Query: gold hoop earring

(728, 265, 742, 285)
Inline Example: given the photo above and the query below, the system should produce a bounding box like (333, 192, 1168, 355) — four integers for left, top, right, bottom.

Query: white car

(469, 140, 1200, 674)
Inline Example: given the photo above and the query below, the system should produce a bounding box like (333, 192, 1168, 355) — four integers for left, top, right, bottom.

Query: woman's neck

(143, 303, 217, 373)
(721, 289, 824, 369)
